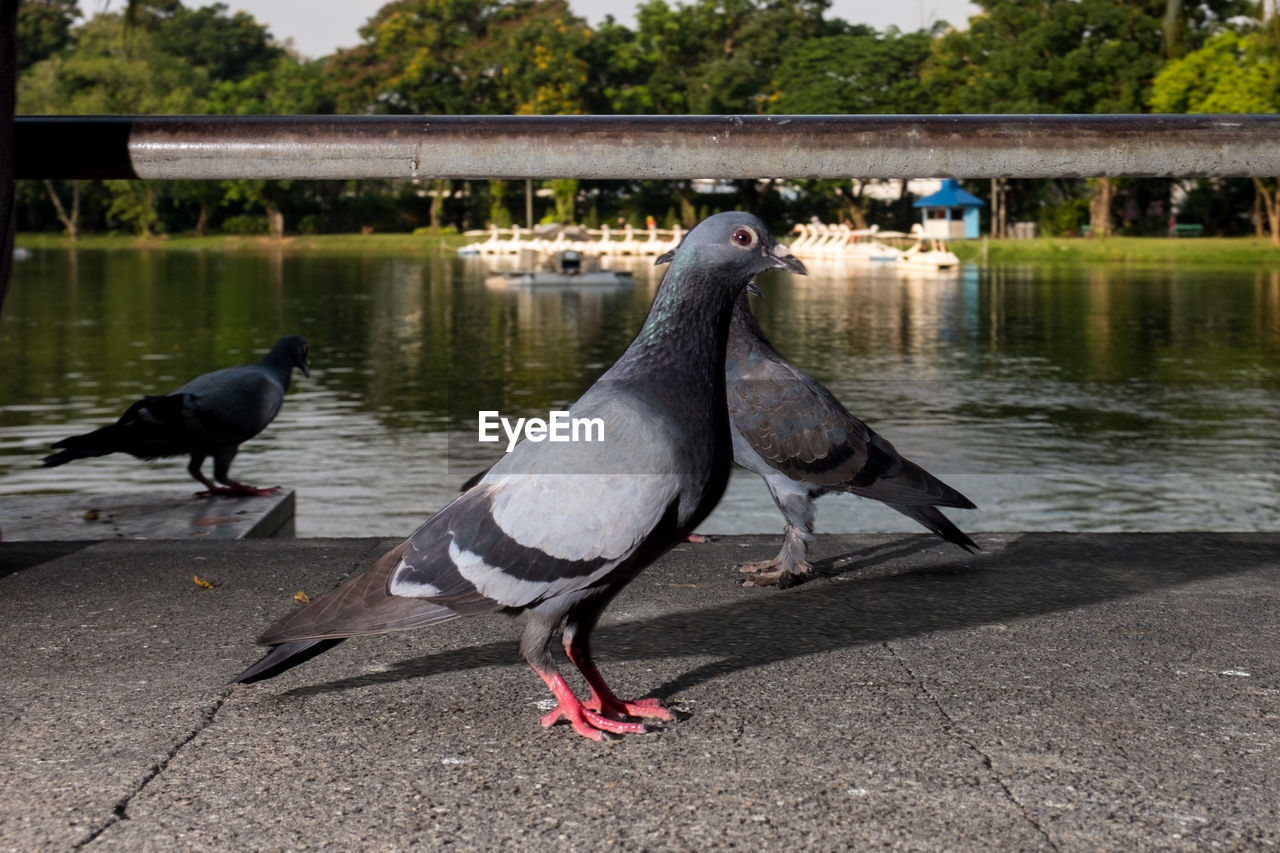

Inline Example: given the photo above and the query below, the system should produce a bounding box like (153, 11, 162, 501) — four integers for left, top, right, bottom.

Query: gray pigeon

(233, 213, 806, 741)
(42, 335, 310, 497)
(725, 295, 976, 587)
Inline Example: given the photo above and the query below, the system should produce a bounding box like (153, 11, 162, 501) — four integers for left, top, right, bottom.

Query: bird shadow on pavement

(0, 541, 95, 579)
(281, 533, 1276, 702)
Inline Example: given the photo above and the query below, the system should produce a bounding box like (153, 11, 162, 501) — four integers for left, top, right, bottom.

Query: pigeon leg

(187, 453, 222, 495)
(533, 668, 648, 741)
(194, 447, 279, 497)
(737, 534, 813, 586)
(522, 607, 654, 739)
(562, 610, 672, 723)
(563, 639, 673, 723)
(739, 491, 815, 587)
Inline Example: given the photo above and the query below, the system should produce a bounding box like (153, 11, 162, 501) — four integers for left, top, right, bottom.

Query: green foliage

(18, 13, 202, 113)
(328, 0, 592, 115)
(926, 0, 1165, 113)
(488, 181, 514, 227)
(1040, 195, 1090, 237)
(549, 179, 579, 223)
(202, 58, 333, 115)
(1150, 29, 1280, 113)
(104, 181, 161, 236)
(135, 1, 285, 83)
(592, 0, 837, 114)
(770, 26, 938, 113)
(16, 0, 80, 72)
(220, 213, 270, 235)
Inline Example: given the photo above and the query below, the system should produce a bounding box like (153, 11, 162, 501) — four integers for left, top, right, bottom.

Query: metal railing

(15, 114, 1280, 181)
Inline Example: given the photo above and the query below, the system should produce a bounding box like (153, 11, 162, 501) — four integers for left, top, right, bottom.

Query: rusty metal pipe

(16, 114, 1280, 181)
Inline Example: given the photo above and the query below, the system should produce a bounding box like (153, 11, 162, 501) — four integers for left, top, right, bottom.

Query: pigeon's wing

(260, 393, 685, 645)
(730, 352, 973, 508)
(175, 365, 285, 444)
(391, 392, 686, 608)
(729, 350, 873, 486)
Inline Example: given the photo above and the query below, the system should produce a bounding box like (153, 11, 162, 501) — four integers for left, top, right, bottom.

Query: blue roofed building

(914, 179, 985, 239)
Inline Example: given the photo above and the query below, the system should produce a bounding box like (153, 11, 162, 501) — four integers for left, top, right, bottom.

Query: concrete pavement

(2, 533, 1278, 850)
(0, 491, 296, 541)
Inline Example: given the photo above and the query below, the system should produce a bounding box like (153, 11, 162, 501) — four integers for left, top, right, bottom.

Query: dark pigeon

(233, 213, 806, 741)
(42, 335, 310, 497)
(725, 295, 976, 587)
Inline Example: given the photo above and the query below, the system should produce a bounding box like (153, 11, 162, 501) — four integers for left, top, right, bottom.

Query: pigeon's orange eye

(731, 227, 758, 249)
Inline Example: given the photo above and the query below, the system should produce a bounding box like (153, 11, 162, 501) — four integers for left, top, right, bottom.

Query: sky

(201, 0, 980, 60)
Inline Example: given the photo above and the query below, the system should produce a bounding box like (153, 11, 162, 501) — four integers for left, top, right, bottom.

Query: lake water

(2, 246, 1278, 537)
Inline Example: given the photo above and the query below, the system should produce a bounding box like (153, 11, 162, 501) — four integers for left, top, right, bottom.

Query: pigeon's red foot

(561, 647, 675, 727)
(196, 484, 281, 498)
(685, 533, 709, 543)
(535, 669, 651, 741)
(737, 557, 811, 588)
(540, 700, 649, 740)
(587, 694, 674, 722)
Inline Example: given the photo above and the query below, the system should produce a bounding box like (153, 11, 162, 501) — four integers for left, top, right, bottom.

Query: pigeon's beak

(766, 242, 807, 275)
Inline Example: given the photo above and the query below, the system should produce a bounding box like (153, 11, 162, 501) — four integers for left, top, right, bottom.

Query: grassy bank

(950, 235, 1280, 266)
(15, 232, 472, 255)
(16, 231, 1280, 266)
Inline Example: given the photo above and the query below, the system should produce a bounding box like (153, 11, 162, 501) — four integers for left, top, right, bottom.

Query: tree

(768, 24, 939, 227)
(327, 0, 592, 116)
(591, 0, 836, 115)
(17, 2, 313, 237)
(484, 0, 593, 115)
(221, 179, 291, 237)
(770, 25, 938, 114)
(17, 12, 203, 114)
(1150, 27, 1280, 244)
(104, 180, 159, 236)
(16, 0, 80, 72)
(137, 0, 285, 83)
(925, 0, 1243, 237)
(42, 178, 79, 239)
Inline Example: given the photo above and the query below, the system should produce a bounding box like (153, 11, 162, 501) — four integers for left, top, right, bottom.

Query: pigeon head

(655, 212, 807, 284)
(270, 334, 311, 378)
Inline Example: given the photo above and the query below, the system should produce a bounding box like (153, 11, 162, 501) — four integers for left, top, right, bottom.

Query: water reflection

(2, 248, 1277, 537)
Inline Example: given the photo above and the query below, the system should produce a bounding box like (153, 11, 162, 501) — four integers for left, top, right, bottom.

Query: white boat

(897, 225, 959, 270)
(788, 222, 902, 262)
(484, 249, 634, 288)
(487, 270, 635, 288)
(459, 222, 682, 257)
(845, 227, 903, 262)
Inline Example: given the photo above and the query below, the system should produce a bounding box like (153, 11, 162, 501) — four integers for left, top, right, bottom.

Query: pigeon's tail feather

(887, 503, 978, 553)
(42, 423, 135, 466)
(43, 397, 189, 466)
(232, 638, 346, 684)
(459, 466, 490, 492)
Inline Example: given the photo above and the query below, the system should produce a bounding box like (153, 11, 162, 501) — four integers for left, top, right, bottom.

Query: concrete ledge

(0, 490, 295, 541)
(1, 533, 1277, 849)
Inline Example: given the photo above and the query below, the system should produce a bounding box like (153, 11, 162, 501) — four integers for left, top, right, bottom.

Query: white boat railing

(788, 222, 909, 263)
(460, 224, 684, 257)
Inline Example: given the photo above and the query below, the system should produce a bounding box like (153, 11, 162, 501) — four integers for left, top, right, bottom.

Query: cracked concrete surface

(885, 641, 1062, 852)
(73, 689, 233, 848)
(2, 533, 1278, 850)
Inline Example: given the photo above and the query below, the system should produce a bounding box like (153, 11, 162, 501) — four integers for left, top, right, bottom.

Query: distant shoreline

(16, 232, 1280, 267)
(15, 232, 472, 255)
